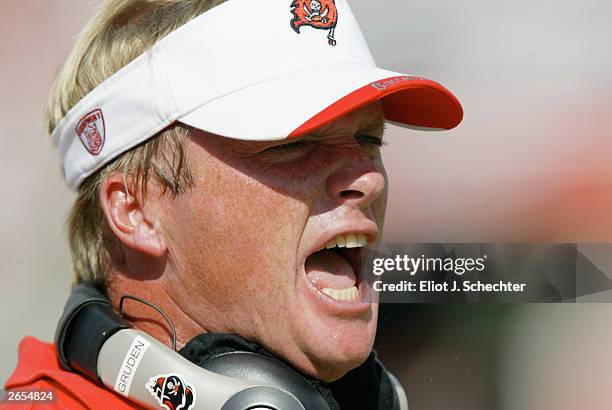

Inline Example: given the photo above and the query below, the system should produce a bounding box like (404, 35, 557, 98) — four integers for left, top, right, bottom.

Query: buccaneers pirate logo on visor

(290, 0, 339, 45)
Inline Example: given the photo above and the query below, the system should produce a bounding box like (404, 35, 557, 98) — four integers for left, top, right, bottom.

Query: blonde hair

(46, 0, 227, 287)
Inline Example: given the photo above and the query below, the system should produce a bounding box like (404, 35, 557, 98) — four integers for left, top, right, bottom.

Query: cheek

(245, 154, 332, 203)
(164, 157, 313, 298)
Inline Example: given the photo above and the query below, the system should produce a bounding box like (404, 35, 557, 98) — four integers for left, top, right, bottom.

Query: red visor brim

(289, 76, 463, 139)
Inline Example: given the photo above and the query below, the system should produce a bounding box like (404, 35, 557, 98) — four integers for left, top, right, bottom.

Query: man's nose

(326, 153, 386, 208)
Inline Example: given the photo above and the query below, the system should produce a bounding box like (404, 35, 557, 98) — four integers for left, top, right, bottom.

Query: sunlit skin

(102, 102, 388, 382)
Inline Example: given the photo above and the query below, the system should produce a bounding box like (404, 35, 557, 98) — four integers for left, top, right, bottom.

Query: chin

(289, 306, 379, 382)
(308, 340, 375, 382)
(314, 339, 376, 382)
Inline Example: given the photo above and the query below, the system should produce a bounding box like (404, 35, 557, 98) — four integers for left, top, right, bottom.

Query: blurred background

(1, 0, 611, 409)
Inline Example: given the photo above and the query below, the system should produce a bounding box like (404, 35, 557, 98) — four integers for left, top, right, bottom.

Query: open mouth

(304, 233, 368, 302)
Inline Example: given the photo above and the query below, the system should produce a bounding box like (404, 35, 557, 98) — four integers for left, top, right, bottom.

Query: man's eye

(355, 134, 385, 147)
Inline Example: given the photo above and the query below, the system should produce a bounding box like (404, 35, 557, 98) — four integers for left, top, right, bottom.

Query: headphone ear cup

(55, 283, 131, 382)
(199, 351, 331, 409)
(220, 386, 306, 410)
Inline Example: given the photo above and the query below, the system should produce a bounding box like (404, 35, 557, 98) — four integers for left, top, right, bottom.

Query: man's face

(159, 103, 387, 381)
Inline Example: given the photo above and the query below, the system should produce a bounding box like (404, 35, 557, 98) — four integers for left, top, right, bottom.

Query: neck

(106, 269, 206, 351)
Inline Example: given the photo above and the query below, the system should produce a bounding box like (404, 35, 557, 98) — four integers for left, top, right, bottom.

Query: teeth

(324, 233, 368, 249)
(336, 235, 346, 248)
(346, 233, 358, 248)
(322, 286, 359, 301)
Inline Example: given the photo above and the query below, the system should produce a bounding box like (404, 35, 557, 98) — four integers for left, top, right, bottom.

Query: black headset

(55, 283, 406, 410)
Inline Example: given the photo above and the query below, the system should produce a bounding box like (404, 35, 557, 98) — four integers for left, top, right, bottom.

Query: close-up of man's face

(0, 1, 504, 408)
(147, 102, 387, 381)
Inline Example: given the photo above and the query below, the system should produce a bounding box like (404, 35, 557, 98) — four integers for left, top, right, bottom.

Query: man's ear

(99, 173, 167, 257)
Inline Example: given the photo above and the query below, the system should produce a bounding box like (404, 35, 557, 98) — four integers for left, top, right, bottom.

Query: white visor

(52, 0, 463, 189)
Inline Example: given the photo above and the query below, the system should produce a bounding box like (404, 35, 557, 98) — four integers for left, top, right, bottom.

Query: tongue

(305, 249, 357, 290)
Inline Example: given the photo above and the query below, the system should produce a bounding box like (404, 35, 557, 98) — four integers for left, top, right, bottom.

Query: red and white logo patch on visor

(75, 109, 105, 155)
(290, 0, 339, 45)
